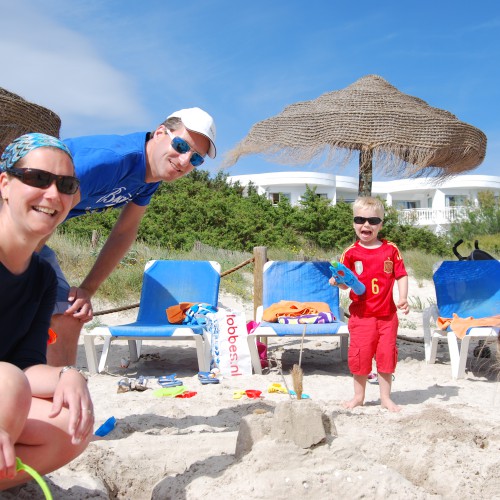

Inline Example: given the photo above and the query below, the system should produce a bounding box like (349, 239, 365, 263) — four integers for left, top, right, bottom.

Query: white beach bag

(206, 308, 252, 376)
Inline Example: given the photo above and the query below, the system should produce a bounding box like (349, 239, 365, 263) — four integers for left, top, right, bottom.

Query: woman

(0, 133, 93, 490)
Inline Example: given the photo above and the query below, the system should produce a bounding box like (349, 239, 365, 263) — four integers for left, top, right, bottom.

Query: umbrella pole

(358, 148, 373, 197)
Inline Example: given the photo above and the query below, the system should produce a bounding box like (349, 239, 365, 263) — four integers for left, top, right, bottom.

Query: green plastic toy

(16, 457, 53, 500)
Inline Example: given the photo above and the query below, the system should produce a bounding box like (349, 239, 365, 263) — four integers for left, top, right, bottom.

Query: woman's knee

(0, 362, 31, 414)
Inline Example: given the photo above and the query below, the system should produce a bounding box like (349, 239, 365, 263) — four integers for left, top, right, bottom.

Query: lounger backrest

(433, 260, 500, 318)
(262, 261, 340, 318)
(136, 260, 221, 323)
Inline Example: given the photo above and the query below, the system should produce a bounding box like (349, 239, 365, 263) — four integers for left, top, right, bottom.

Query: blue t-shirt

(0, 254, 57, 369)
(64, 132, 161, 219)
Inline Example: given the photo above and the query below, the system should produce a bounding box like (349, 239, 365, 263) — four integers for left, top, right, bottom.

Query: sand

(3, 276, 500, 500)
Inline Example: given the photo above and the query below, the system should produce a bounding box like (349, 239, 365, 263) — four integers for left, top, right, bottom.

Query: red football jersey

(340, 239, 407, 317)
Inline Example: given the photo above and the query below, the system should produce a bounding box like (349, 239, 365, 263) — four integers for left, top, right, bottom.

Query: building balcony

(398, 207, 467, 226)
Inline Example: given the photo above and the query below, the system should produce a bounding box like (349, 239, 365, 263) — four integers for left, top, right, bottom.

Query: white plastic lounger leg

(135, 340, 143, 358)
(447, 331, 463, 379)
(98, 337, 113, 374)
(456, 336, 472, 380)
(201, 332, 213, 371)
(423, 306, 439, 364)
(247, 336, 264, 375)
(84, 335, 99, 374)
(128, 340, 139, 362)
(194, 335, 209, 372)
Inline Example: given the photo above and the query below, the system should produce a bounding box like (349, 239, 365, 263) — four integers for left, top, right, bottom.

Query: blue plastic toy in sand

(94, 416, 116, 437)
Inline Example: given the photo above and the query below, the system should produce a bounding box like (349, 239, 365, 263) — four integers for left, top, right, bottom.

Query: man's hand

(65, 287, 93, 323)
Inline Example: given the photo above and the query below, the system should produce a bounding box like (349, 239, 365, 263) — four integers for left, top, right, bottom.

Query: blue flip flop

(158, 374, 183, 388)
(198, 371, 220, 384)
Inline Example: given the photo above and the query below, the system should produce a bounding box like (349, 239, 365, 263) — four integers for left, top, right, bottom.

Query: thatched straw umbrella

(224, 75, 487, 196)
(0, 87, 61, 155)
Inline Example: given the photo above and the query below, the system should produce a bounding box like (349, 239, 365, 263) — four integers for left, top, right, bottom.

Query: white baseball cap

(167, 107, 217, 159)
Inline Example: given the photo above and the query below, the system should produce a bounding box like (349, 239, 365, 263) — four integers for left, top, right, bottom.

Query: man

(41, 107, 217, 366)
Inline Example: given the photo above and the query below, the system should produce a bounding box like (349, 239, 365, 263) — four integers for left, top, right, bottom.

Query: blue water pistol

(330, 261, 366, 295)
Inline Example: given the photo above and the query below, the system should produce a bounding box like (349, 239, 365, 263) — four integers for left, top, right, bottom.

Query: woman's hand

(0, 427, 16, 480)
(50, 369, 94, 444)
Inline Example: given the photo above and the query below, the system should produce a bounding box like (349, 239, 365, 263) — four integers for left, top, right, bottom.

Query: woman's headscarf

(0, 132, 73, 171)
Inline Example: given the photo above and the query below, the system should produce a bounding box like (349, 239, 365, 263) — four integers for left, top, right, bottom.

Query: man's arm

(65, 202, 147, 318)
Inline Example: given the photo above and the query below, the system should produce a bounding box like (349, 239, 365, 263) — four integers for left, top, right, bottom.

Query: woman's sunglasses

(166, 130, 204, 167)
(7, 167, 80, 195)
(353, 216, 383, 225)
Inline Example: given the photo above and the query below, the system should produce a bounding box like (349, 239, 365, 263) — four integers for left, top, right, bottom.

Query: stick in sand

(291, 324, 307, 400)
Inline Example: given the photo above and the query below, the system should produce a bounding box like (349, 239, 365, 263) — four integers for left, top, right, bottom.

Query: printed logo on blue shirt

(96, 187, 133, 207)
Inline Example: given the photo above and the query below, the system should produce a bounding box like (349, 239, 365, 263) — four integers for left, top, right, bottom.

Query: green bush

(56, 170, 500, 309)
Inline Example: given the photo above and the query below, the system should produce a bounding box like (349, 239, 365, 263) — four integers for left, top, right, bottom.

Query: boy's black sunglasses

(6, 167, 80, 195)
(353, 216, 383, 225)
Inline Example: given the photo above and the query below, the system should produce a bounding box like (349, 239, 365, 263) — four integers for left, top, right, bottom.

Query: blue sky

(1, 0, 499, 179)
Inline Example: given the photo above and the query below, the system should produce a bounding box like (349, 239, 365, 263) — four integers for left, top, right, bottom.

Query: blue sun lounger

(423, 260, 500, 379)
(248, 261, 349, 374)
(84, 260, 221, 374)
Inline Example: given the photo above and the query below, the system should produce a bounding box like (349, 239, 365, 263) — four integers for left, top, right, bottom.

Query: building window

(315, 193, 329, 200)
(270, 192, 291, 205)
(446, 195, 467, 207)
(394, 201, 421, 209)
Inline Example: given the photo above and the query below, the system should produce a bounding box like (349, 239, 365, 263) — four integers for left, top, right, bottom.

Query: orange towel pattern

(166, 302, 195, 324)
(437, 313, 500, 339)
(262, 301, 331, 323)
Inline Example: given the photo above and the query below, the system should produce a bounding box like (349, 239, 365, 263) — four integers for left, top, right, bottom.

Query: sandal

(117, 378, 131, 393)
(132, 376, 150, 391)
(158, 374, 183, 388)
(198, 371, 220, 385)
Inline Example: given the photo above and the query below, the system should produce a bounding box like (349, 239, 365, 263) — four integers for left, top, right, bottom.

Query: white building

(228, 172, 500, 233)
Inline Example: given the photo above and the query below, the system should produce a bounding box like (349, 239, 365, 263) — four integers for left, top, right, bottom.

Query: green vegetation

(54, 170, 500, 308)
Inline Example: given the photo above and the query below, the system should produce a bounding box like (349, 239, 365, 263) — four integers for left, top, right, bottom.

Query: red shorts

(347, 313, 399, 375)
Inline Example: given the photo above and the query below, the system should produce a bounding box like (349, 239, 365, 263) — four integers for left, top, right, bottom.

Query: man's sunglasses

(166, 130, 204, 167)
(353, 216, 383, 225)
(7, 167, 80, 195)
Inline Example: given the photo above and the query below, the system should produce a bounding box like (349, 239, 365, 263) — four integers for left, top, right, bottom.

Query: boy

(330, 197, 409, 412)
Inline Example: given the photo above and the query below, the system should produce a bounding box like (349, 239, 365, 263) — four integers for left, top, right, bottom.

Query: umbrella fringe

(223, 141, 483, 180)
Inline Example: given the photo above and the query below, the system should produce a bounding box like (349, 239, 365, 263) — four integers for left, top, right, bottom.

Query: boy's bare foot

(381, 398, 401, 412)
(341, 397, 364, 409)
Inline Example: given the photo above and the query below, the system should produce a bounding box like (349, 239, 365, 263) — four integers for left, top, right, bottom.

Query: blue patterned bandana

(0, 133, 72, 171)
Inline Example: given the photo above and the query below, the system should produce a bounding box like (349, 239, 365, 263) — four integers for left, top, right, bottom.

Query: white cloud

(0, 1, 150, 136)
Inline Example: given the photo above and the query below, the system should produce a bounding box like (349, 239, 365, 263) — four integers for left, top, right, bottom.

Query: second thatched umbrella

(225, 75, 487, 196)
(0, 87, 61, 155)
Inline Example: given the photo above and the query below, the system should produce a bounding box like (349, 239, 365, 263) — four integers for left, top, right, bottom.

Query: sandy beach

(3, 276, 500, 500)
